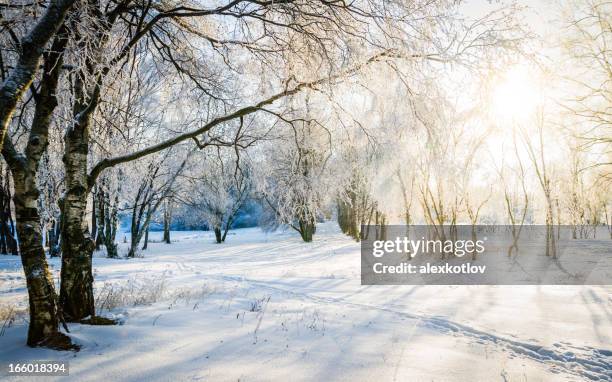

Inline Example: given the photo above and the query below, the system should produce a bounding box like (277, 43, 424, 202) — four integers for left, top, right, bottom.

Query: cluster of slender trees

(0, 0, 512, 350)
(0, 0, 608, 351)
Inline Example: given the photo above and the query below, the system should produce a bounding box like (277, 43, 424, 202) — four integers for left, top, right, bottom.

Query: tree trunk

(0, 223, 6, 254)
(59, 99, 96, 322)
(58, 5, 114, 321)
(222, 216, 234, 243)
(48, 217, 61, 257)
(0, 166, 18, 255)
(214, 226, 223, 243)
(0, 168, 8, 254)
(13, 175, 73, 348)
(59, 189, 95, 322)
(298, 217, 315, 242)
(95, 187, 105, 251)
(104, 238, 118, 259)
(128, 202, 151, 257)
(104, 220, 118, 258)
(103, 191, 119, 258)
(1, 24, 76, 347)
(91, 190, 98, 249)
(163, 201, 171, 244)
(127, 201, 141, 258)
(142, 226, 149, 250)
(0, 192, 7, 254)
(6, 189, 18, 256)
(163, 219, 171, 244)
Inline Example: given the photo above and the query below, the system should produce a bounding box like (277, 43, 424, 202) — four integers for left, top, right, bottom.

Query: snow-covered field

(0, 223, 611, 381)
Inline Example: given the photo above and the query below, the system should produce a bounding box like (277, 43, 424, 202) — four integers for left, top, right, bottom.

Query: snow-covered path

(1, 223, 611, 381)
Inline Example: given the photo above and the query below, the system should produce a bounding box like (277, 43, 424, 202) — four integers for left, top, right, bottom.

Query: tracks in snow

(209, 274, 612, 381)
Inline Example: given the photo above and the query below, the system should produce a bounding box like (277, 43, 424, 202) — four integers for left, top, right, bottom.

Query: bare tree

(0, 0, 529, 348)
(497, 132, 531, 258)
(93, 169, 121, 258)
(521, 109, 557, 258)
(126, 150, 191, 258)
(180, 149, 251, 243)
(559, 0, 611, 181)
(162, 198, 172, 244)
(257, 115, 333, 242)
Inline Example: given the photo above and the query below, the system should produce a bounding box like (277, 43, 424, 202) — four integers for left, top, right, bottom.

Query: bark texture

(59, 103, 97, 321)
(1, 27, 75, 348)
(13, 176, 69, 347)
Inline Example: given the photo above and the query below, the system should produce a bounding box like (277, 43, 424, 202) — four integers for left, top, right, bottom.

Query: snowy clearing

(1, 223, 611, 381)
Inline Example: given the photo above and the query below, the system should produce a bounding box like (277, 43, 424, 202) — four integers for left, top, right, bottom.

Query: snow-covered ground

(0, 223, 611, 381)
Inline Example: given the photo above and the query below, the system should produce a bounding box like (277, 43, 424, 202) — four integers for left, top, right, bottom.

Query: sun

(491, 65, 542, 121)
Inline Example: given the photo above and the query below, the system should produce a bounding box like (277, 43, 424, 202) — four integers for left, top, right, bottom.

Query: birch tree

(0, 0, 76, 147)
(0, 18, 74, 348)
(1, 0, 528, 348)
(57, 0, 462, 322)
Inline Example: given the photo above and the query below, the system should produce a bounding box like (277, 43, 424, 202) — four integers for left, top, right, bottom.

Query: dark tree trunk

(222, 219, 232, 243)
(163, 201, 171, 244)
(94, 184, 105, 250)
(163, 220, 171, 244)
(128, 201, 158, 257)
(48, 217, 61, 257)
(127, 201, 141, 258)
(100, 186, 119, 258)
(128, 201, 150, 258)
(142, 225, 149, 250)
(0, 175, 8, 254)
(298, 217, 315, 243)
(0, 165, 17, 255)
(104, 192, 119, 259)
(0, 219, 6, 254)
(105, 238, 118, 258)
(91, 190, 98, 249)
(214, 226, 223, 243)
(127, 166, 159, 258)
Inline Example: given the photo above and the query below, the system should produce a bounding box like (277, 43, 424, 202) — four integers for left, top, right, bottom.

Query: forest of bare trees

(0, 0, 609, 354)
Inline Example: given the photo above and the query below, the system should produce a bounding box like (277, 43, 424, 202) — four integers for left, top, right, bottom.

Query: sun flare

(491, 65, 542, 121)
